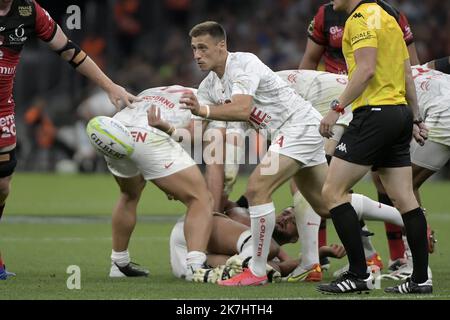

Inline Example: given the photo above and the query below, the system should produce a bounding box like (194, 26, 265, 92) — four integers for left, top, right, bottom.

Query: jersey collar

(349, 0, 377, 16)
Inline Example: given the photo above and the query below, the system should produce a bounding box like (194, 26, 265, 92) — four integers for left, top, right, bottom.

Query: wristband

(204, 105, 210, 119)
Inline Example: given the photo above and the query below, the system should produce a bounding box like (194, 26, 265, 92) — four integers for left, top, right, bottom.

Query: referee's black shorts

(333, 105, 413, 170)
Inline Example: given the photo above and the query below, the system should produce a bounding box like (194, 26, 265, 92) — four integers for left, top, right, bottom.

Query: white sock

(293, 191, 320, 269)
(111, 250, 130, 267)
(186, 251, 207, 272)
(248, 202, 275, 277)
(361, 225, 377, 258)
(237, 230, 253, 259)
(351, 193, 404, 227)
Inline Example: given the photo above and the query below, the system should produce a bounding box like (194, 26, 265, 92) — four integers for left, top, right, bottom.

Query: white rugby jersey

(276, 70, 349, 116)
(412, 65, 450, 146)
(197, 52, 316, 131)
(113, 85, 195, 130)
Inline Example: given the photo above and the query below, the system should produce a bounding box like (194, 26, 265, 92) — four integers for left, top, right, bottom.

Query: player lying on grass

(170, 205, 346, 283)
(104, 85, 216, 281)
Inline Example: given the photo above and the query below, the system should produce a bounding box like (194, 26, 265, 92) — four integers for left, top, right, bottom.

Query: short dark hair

(189, 21, 226, 41)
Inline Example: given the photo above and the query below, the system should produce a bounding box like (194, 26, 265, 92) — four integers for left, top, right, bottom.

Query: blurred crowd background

(14, 0, 450, 176)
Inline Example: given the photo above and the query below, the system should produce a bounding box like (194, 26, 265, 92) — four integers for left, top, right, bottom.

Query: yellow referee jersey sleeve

(343, 2, 408, 110)
(348, 14, 378, 50)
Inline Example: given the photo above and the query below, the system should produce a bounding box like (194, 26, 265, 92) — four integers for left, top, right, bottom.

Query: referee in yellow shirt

(317, 0, 431, 294)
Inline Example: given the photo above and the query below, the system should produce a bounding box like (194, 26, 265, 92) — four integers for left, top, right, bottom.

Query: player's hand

(147, 105, 171, 132)
(179, 92, 206, 117)
(319, 110, 340, 138)
(106, 83, 141, 111)
(319, 244, 346, 259)
(413, 122, 428, 146)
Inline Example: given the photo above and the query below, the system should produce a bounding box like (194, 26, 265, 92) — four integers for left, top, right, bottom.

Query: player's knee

(120, 186, 144, 203)
(321, 182, 340, 209)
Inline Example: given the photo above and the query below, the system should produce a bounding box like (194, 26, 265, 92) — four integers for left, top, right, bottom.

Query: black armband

(56, 40, 88, 69)
(434, 57, 450, 74)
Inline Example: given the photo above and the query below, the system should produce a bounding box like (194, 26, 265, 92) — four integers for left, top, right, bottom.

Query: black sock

(330, 203, 368, 278)
(236, 195, 249, 209)
(378, 192, 393, 206)
(402, 207, 429, 283)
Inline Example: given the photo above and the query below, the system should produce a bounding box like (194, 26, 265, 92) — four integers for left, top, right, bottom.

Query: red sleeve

(398, 12, 414, 45)
(34, 0, 57, 42)
(307, 5, 327, 45)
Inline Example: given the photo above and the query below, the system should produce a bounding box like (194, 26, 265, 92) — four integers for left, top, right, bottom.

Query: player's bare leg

(0, 145, 17, 280)
(153, 165, 213, 278)
(220, 153, 302, 286)
(110, 174, 148, 277)
(411, 164, 436, 206)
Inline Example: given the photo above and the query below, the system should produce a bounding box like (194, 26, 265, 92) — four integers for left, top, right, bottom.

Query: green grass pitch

(1, 173, 449, 299)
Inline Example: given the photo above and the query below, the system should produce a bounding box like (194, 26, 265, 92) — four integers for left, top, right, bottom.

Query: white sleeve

(230, 61, 261, 97)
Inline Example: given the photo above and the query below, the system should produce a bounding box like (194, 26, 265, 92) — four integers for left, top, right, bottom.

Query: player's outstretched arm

(47, 25, 140, 111)
(427, 56, 450, 74)
(299, 39, 325, 70)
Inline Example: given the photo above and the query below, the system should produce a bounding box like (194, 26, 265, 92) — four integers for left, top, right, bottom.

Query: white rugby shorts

(106, 126, 195, 181)
(268, 109, 326, 168)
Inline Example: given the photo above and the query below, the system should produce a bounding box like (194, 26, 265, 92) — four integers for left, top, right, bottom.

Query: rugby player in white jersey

(180, 21, 353, 286)
(106, 85, 214, 281)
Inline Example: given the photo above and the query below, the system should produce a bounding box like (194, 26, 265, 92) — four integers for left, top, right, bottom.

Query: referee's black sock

(378, 192, 394, 206)
(236, 195, 249, 209)
(402, 207, 429, 283)
(330, 203, 368, 278)
(379, 192, 405, 260)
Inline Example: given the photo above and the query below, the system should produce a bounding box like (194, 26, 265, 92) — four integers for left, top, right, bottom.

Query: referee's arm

(337, 47, 377, 108)
(320, 47, 376, 137)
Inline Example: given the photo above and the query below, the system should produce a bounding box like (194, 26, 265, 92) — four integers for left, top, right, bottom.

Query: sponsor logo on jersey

(353, 12, 364, 19)
(18, 6, 32, 17)
(351, 31, 373, 46)
(0, 27, 5, 32)
(0, 66, 16, 75)
(329, 26, 344, 41)
(9, 24, 27, 44)
(142, 95, 175, 109)
(287, 73, 297, 84)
